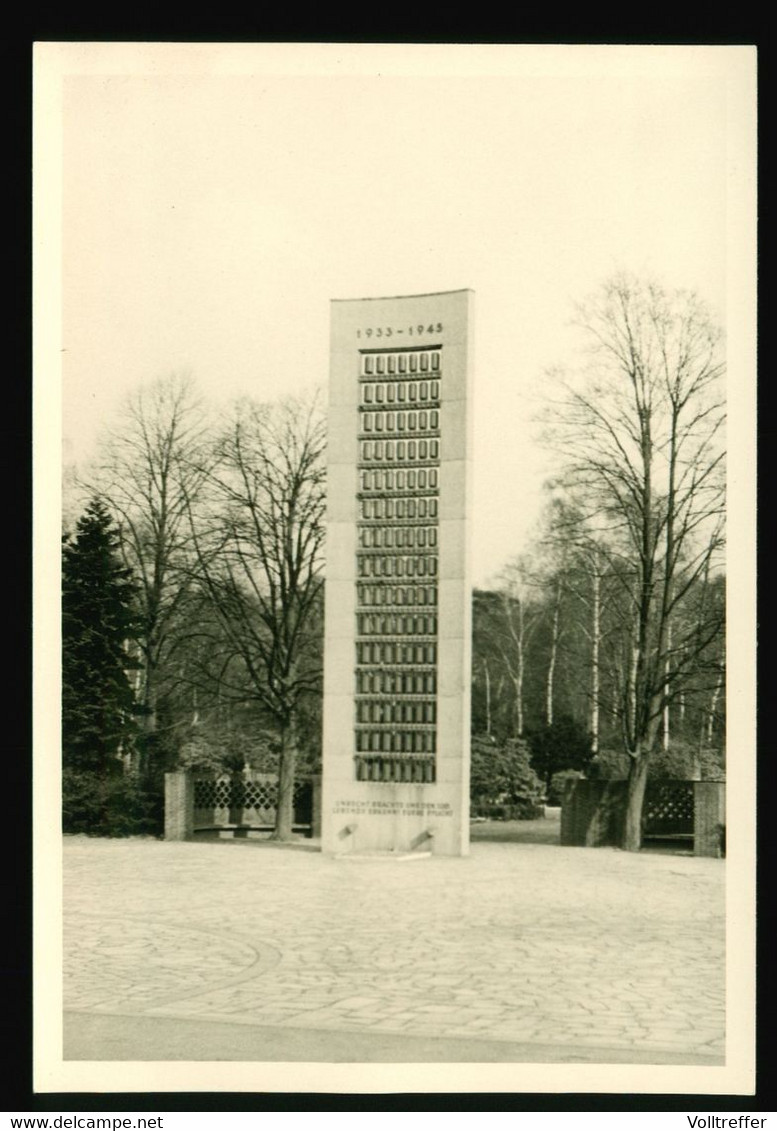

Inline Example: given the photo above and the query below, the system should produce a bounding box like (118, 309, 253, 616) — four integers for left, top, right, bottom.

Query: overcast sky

(44, 44, 753, 587)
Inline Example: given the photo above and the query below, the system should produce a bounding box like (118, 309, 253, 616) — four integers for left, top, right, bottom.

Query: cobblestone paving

(63, 835, 725, 1062)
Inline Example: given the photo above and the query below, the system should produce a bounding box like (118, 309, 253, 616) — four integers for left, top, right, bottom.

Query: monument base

(321, 778, 470, 857)
(335, 850, 433, 862)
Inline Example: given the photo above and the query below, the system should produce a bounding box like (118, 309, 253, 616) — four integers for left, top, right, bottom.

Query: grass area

(470, 809, 561, 844)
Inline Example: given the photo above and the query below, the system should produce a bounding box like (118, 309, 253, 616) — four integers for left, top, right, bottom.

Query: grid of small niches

(357, 611, 437, 637)
(360, 350, 440, 377)
(357, 584, 437, 607)
(354, 617, 439, 769)
(355, 728, 436, 754)
(360, 437, 439, 464)
(359, 525, 437, 551)
(355, 346, 441, 784)
(357, 554, 438, 579)
(361, 407, 439, 435)
(360, 496, 437, 521)
(356, 640, 437, 666)
(359, 467, 438, 493)
(356, 668, 436, 694)
(357, 700, 436, 726)
(355, 756, 435, 784)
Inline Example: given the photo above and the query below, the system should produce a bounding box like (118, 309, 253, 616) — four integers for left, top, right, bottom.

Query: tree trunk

(622, 750, 650, 851)
(123, 646, 144, 774)
(137, 665, 157, 779)
(496, 675, 506, 735)
(271, 713, 297, 841)
(483, 660, 492, 736)
(628, 637, 639, 738)
(679, 645, 686, 728)
(591, 568, 600, 754)
(546, 580, 561, 727)
(514, 674, 524, 738)
(515, 602, 525, 736)
(134, 589, 164, 776)
(706, 667, 723, 746)
(662, 622, 672, 751)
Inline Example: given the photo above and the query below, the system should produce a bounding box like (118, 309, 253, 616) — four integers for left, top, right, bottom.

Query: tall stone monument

(321, 290, 473, 856)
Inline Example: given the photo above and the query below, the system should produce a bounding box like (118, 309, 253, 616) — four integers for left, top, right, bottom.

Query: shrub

(587, 741, 726, 783)
(587, 747, 630, 780)
(176, 720, 277, 774)
(177, 732, 236, 773)
(470, 734, 545, 819)
(62, 768, 161, 837)
(527, 714, 594, 791)
(648, 739, 725, 781)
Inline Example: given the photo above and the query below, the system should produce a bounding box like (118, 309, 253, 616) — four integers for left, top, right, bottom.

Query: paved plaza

(62, 823, 725, 1064)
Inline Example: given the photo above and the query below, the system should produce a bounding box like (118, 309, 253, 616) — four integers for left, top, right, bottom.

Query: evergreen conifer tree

(62, 498, 139, 775)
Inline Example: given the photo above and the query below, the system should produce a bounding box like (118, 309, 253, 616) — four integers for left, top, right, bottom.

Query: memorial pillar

(321, 290, 474, 856)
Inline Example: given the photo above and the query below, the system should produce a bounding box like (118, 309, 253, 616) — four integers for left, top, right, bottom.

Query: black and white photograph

(33, 42, 757, 1098)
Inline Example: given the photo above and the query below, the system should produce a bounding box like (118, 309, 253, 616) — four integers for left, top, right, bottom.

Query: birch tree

(532, 497, 610, 752)
(494, 559, 543, 738)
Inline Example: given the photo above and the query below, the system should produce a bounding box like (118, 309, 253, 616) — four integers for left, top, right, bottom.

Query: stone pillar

(164, 771, 194, 841)
(694, 781, 726, 857)
(321, 290, 474, 857)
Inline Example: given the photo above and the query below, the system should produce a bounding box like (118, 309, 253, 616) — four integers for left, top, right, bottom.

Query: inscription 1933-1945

(357, 323, 443, 340)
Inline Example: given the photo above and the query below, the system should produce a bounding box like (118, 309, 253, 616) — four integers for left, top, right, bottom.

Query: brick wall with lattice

(642, 782, 694, 836)
(192, 773, 312, 830)
(560, 778, 725, 856)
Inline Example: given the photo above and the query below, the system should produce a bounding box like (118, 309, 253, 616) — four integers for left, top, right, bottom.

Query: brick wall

(164, 771, 322, 840)
(693, 781, 726, 857)
(560, 780, 627, 847)
(560, 778, 726, 856)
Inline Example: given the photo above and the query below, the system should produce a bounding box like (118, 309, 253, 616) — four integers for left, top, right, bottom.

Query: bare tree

(88, 373, 211, 774)
(543, 273, 725, 849)
(188, 392, 326, 840)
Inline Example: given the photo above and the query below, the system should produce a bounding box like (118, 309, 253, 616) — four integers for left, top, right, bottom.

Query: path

(62, 835, 725, 1064)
